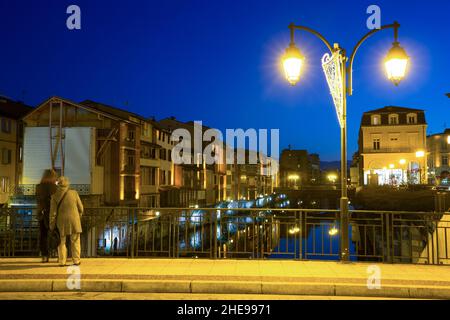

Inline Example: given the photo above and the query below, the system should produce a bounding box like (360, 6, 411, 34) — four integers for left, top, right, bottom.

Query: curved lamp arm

(289, 23, 335, 54)
(347, 22, 400, 95)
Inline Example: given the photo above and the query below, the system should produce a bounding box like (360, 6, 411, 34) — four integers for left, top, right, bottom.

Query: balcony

(16, 184, 91, 196)
(362, 147, 417, 154)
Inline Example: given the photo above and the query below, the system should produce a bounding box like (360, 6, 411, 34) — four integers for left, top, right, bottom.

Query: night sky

(0, 0, 449, 160)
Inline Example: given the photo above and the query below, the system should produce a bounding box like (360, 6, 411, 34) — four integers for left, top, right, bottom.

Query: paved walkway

(0, 258, 450, 299)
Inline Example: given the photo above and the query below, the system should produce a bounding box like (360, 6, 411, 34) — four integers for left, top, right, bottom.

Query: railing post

(130, 209, 135, 259)
(297, 211, 302, 260)
(385, 213, 392, 263)
(214, 210, 218, 259)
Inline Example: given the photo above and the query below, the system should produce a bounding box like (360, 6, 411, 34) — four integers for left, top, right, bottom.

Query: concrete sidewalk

(0, 258, 450, 299)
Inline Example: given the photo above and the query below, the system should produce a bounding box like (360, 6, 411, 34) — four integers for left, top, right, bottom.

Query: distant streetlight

(389, 164, 395, 169)
(329, 226, 339, 236)
(415, 150, 426, 184)
(281, 21, 409, 262)
(288, 174, 300, 188)
(327, 173, 338, 183)
(399, 159, 406, 165)
(416, 150, 425, 158)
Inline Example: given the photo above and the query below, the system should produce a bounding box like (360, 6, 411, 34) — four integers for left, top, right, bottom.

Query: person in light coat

(49, 176, 84, 266)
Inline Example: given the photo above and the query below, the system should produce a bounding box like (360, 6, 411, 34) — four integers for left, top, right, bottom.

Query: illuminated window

(371, 115, 380, 125)
(0, 177, 9, 193)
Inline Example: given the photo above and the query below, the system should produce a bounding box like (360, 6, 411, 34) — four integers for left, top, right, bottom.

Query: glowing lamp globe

(282, 44, 304, 86)
(384, 42, 409, 86)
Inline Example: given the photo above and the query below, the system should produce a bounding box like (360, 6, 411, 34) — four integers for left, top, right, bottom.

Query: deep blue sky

(0, 0, 449, 160)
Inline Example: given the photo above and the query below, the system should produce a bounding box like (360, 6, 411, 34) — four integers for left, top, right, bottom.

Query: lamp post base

(340, 197, 350, 262)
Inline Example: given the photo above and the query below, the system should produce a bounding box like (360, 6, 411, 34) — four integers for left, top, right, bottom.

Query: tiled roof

(0, 96, 33, 119)
(80, 100, 148, 122)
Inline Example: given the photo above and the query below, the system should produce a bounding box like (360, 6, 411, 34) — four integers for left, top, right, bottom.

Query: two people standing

(36, 170, 84, 266)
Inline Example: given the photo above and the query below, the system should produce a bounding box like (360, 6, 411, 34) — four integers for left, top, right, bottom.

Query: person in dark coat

(35, 169, 57, 263)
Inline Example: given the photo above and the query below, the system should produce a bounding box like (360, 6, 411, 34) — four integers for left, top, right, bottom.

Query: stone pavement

(0, 258, 449, 299)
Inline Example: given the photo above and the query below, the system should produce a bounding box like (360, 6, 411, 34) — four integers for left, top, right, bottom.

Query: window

(1, 148, 11, 164)
(0, 177, 9, 193)
(407, 113, 417, 124)
(142, 123, 151, 137)
(141, 144, 150, 158)
(1, 119, 11, 133)
(389, 114, 399, 125)
(127, 130, 135, 141)
(389, 133, 400, 143)
(160, 170, 166, 185)
(443, 155, 449, 166)
(168, 149, 172, 162)
(373, 138, 381, 150)
(160, 149, 166, 160)
(141, 167, 149, 185)
(141, 166, 157, 185)
(127, 154, 135, 167)
(371, 115, 380, 125)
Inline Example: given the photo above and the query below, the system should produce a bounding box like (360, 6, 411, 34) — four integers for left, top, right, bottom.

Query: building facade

(356, 106, 428, 186)
(15, 96, 277, 208)
(279, 149, 321, 189)
(0, 97, 33, 205)
(427, 128, 450, 185)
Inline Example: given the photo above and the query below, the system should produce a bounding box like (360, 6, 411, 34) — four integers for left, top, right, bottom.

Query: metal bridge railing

(0, 207, 449, 265)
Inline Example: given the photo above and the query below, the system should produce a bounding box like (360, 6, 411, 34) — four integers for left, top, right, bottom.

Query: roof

(363, 106, 424, 114)
(360, 106, 427, 126)
(80, 100, 148, 122)
(0, 96, 33, 119)
(428, 128, 450, 138)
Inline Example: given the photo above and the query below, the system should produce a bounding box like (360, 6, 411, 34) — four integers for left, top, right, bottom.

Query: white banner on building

(23, 127, 92, 185)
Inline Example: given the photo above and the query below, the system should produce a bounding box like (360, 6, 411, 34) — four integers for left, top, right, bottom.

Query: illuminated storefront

(364, 162, 421, 186)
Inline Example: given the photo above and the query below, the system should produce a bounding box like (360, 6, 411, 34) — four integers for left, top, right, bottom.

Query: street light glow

(282, 43, 304, 85)
(329, 226, 338, 236)
(288, 174, 299, 180)
(327, 174, 338, 183)
(416, 150, 425, 158)
(399, 159, 406, 165)
(447, 135, 450, 144)
(385, 42, 409, 86)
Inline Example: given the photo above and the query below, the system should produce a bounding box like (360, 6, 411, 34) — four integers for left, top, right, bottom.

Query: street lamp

(281, 21, 408, 262)
(416, 150, 425, 184)
(282, 43, 305, 85)
(384, 31, 409, 86)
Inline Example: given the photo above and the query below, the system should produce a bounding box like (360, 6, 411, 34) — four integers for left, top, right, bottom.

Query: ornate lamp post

(281, 22, 409, 261)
